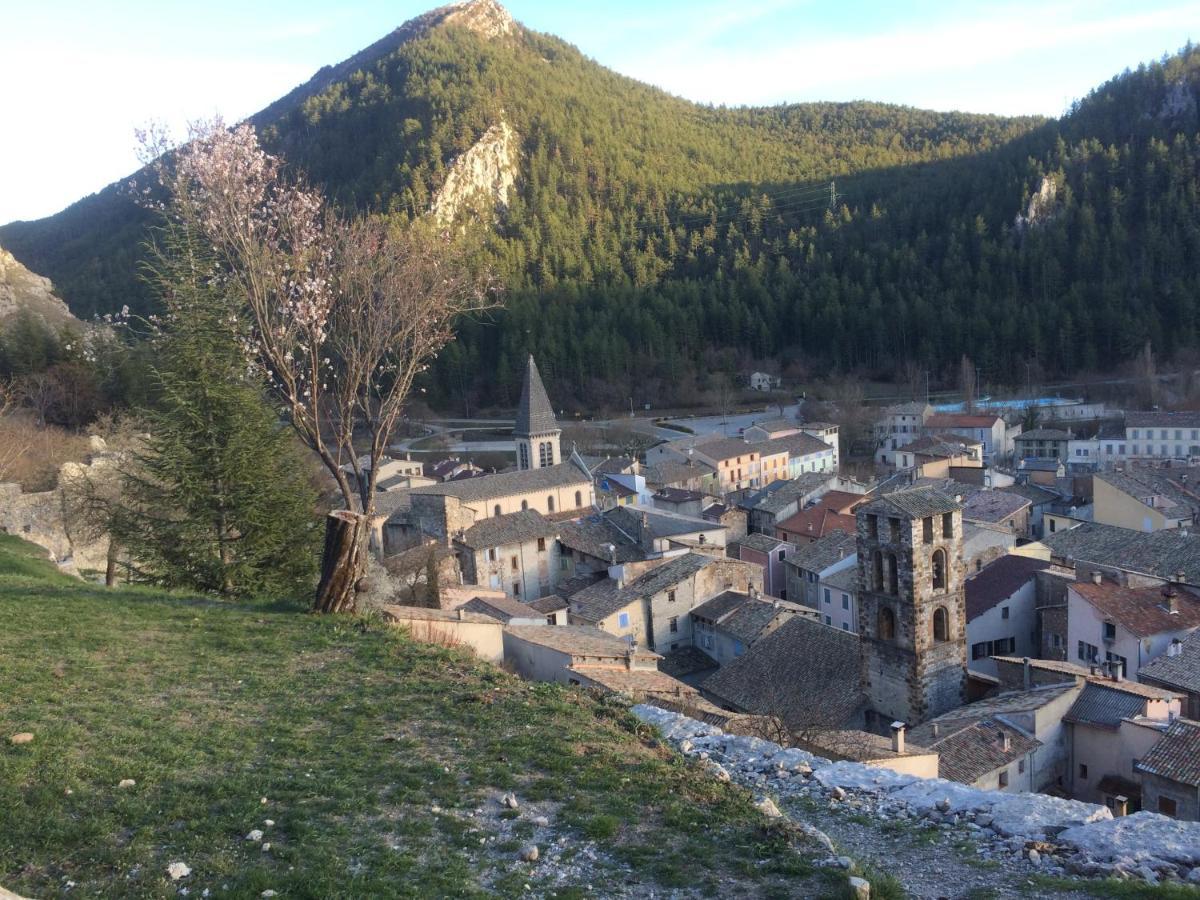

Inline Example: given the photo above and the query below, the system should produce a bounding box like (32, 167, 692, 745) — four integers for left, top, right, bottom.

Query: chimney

(1163, 583, 1178, 614)
(890, 721, 906, 754)
(998, 730, 1011, 753)
(932, 723, 940, 738)
(1112, 659, 1124, 682)
(1022, 657, 1032, 690)
(1091, 570, 1103, 585)
(457, 608, 465, 621)
(750, 585, 760, 600)
(624, 645, 635, 670)
(1113, 795, 1129, 817)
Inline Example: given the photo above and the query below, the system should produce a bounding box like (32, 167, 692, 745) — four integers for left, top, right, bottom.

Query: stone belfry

(855, 486, 967, 727)
(514, 355, 561, 471)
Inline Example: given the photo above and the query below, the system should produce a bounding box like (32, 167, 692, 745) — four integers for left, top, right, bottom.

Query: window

(668, 616, 679, 633)
(1161, 430, 1169, 440)
(923, 516, 934, 544)
(932, 548, 947, 591)
(943, 512, 954, 538)
(1158, 797, 1178, 817)
(975, 559, 982, 572)
(998, 770, 1009, 788)
(1001, 606, 1010, 620)
(1119, 444, 1126, 455)
(488, 548, 497, 562)
(889, 517, 901, 543)
(667, 590, 676, 604)
(1103, 621, 1116, 641)
(512, 582, 520, 596)
(972, 641, 988, 660)
(887, 553, 899, 595)
(1132, 444, 1139, 455)
(1105, 651, 1128, 672)
(537, 537, 546, 552)
(521, 499, 529, 511)
(734, 640, 744, 657)
(872, 551, 883, 591)
(933, 606, 949, 642)
(1078, 640, 1099, 662)
(547, 495, 555, 513)
(519, 443, 530, 469)
(539, 441, 554, 467)
(1051, 633, 1063, 649)
(777, 549, 785, 562)
(546, 615, 557, 626)
(1049, 519, 1057, 533)
(494, 504, 502, 517)
(824, 588, 831, 604)
(825, 615, 832, 626)
(842, 622, 850, 631)
(878, 607, 895, 640)
(842, 594, 850, 610)
(618, 612, 630, 628)
(1079, 764, 1088, 780)
(511, 556, 518, 571)
(868, 515, 879, 539)
(559, 558, 569, 572)
(575, 490, 582, 507)
(1131, 429, 1139, 439)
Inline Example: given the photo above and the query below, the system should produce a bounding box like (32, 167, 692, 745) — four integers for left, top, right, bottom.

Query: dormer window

(1103, 621, 1116, 641)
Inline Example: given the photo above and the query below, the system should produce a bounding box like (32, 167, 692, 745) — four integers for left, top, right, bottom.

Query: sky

(0, 0, 1196, 225)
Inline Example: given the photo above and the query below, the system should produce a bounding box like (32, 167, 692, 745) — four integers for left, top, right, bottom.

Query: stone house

(923, 413, 1008, 463)
(701, 502, 748, 543)
(1066, 576, 1200, 680)
(1093, 470, 1200, 533)
(567, 553, 762, 653)
(1136, 718, 1200, 820)
(651, 487, 707, 517)
(775, 504, 857, 545)
(1139, 629, 1200, 719)
(689, 590, 805, 664)
(891, 434, 983, 476)
(997, 483, 1059, 540)
(783, 529, 857, 610)
(961, 490, 1032, 539)
(453, 509, 562, 601)
(458, 594, 547, 625)
(742, 472, 841, 536)
(962, 522, 1018, 575)
(874, 402, 933, 467)
(1014, 428, 1073, 463)
(748, 371, 781, 391)
(733, 532, 794, 599)
(964, 555, 1052, 677)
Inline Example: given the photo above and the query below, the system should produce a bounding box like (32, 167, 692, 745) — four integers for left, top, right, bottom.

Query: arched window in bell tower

(872, 550, 884, 591)
(932, 548, 947, 591)
(879, 606, 896, 641)
(886, 553, 899, 595)
(933, 606, 949, 642)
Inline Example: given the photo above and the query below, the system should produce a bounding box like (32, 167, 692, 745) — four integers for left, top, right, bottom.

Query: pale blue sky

(0, 0, 1195, 224)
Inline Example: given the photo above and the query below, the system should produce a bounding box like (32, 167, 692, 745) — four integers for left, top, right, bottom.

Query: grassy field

(0, 535, 838, 898)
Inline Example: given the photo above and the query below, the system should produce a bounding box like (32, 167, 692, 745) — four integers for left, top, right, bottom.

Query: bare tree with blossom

(141, 120, 497, 612)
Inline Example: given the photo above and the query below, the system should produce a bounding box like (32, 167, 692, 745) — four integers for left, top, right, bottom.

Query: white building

(965, 556, 1053, 677)
(817, 565, 858, 633)
(749, 371, 781, 392)
(874, 402, 932, 467)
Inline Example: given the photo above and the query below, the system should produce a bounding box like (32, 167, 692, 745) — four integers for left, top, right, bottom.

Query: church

(386, 356, 595, 547)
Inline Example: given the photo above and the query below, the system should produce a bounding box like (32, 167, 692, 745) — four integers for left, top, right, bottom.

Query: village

(334, 355, 1200, 835)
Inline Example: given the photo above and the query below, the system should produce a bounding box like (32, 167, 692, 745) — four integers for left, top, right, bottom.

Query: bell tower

(856, 486, 967, 728)
(514, 355, 561, 471)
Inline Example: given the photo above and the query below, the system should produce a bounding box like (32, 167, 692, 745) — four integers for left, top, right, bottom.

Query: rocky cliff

(0, 246, 76, 325)
(431, 120, 519, 227)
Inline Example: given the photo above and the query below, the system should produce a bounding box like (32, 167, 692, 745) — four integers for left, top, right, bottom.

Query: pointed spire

(515, 354, 559, 437)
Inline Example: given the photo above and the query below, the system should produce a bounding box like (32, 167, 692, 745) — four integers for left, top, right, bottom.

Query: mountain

(3, 1, 1199, 408)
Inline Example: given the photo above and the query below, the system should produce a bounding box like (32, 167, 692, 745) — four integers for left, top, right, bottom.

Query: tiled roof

(921, 719, 1040, 784)
(694, 435, 768, 462)
(659, 645, 720, 679)
(1135, 718, 1200, 786)
(817, 491, 867, 514)
(822, 565, 859, 593)
(557, 516, 644, 564)
(747, 417, 798, 435)
(570, 553, 714, 624)
(456, 509, 560, 549)
(1063, 682, 1150, 729)
(702, 617, 864, 726)
(998, 483, 1060, 506)
(860, 485, 962, 519)
(771, 431, 835, 458)
(925, 414, 1002, 429)
(737, 531, 789, 553)
(742, 474, 834, 514)
(887, 401, 931, 416)
(1139, 630, 1200, 694)
(514, 355, 559, 437)
(505, 624, 661, 660)
(570, 666, 696, 697)
(529, 594, 569, 613)
(898, 433, 983, 457)
(990, 656, 1181, 700)
(1071, 581, 1200, 638)
(379, 604, 501, 625)
(691, 590, 787, 643)
(426, 458, 465, 479)
(1126, 411, 1200, 429)
(459, 595, 543, 621)
(608, 505, 718, 540)
(642, 459, 715, 488)
(785, 530, 856, 574)
(654, 487, 706, 504)
(965, 555, 1049, 621)
(701, 502, 729, 519)
(1042, 520, 1200, 584)
(962, 491, 1031, 525)
(776, 506, 857, 542)
(1096, 470, 1200, 520)
(408, 461, 590, 505)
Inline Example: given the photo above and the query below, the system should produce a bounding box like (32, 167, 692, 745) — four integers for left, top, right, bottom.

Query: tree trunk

(105, 540, 119, 588)
(313, 510, 367, 614)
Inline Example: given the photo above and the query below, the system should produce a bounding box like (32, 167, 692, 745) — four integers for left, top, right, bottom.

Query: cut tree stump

(313, 510, 367, 614)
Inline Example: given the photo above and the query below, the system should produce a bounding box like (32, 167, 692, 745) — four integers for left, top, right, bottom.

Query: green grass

(0, 536, 830, 898)
(1032, 875, 1200, 899)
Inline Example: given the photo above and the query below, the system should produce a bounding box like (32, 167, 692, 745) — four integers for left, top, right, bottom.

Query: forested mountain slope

(3, 0, 1198, 407)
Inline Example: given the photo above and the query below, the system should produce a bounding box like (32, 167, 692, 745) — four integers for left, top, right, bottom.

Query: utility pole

(829, 180, 837, 211)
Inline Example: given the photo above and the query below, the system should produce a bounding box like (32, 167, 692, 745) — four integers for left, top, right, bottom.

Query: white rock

(167, 862, 191, 880)
(837, 856, 854, 869)
(1027, 849, 1041, 865)
(519, 844, 539, 862)
(262, 843, 271, 852)
(261, 892, 277, 898)
(264, 819, 274, 827)
(532, 816, 550, 828)
(848, 875, 871, 899)
(756, 797, 782, 819)
(502, 792, 520, 809)
(246, 829, 264, 842)
(118, 779, 136, 789)
(1060, 813, 1200, 868)
(830, 786, 847, 801)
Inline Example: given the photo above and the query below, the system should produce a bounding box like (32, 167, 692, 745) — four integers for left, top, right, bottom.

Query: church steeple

(514, 355, 561, 470)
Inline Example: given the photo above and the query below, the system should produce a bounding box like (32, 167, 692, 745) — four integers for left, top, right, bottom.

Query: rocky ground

(635, 705, 1200, 900)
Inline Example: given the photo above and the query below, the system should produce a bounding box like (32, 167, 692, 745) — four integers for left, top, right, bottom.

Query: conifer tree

(111, 228, 320, 597)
